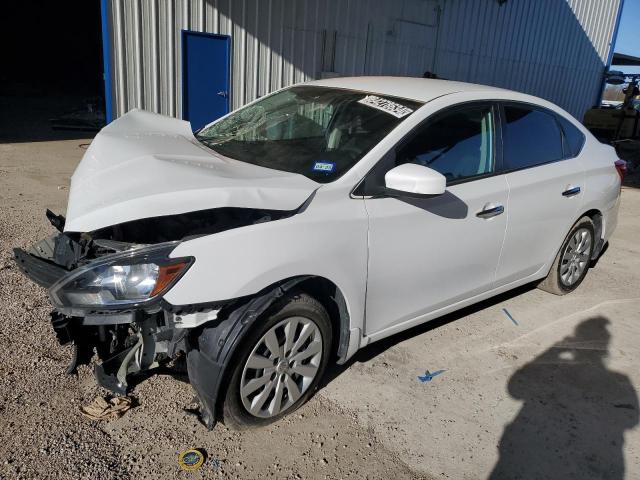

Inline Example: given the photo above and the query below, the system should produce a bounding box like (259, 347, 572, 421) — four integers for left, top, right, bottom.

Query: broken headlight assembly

(49, 242, 193, 310)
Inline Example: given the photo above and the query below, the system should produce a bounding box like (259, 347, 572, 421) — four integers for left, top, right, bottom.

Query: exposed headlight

(49, 242, 193, 309)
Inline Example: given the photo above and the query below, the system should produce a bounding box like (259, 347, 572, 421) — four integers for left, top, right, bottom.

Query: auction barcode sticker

(357, 95, 414, 118)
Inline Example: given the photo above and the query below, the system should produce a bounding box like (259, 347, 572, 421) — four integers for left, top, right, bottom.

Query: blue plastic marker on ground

(417, 369, 445, 382)
(502, 308, 518, 326)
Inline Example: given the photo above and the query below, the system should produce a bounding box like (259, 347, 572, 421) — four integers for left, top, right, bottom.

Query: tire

(221, 293, 332, 430)
(538, 216, 595, 295)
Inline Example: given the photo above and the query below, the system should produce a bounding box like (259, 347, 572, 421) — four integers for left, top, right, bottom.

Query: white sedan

(14, 77, 624, 429)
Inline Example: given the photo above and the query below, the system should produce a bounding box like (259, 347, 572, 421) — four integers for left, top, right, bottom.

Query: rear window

(503, 105, 563, 171)
(557, 115, 586, 158)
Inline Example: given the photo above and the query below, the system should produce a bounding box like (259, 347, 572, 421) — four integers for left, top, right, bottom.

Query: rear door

(494, 103, 585, 286)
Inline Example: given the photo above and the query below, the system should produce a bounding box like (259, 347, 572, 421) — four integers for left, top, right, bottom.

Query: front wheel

(221, 293, 332, 429)
(538, 216, 595, 295)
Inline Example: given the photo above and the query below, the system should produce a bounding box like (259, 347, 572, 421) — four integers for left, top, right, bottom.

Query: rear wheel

(538, 216, 595, 295)
(221, 293, 332, 429)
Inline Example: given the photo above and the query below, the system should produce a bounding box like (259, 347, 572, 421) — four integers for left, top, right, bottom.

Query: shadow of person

(489, 317, 638, 480)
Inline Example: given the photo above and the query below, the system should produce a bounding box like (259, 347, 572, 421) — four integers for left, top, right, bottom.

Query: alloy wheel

(240, 316, 323, 418)
(559, 227, 592, 287)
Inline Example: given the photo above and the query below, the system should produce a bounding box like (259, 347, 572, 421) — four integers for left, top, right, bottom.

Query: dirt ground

(1, 136, 639, 479)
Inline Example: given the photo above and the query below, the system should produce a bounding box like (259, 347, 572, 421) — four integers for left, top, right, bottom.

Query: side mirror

(384, 164, 446, 196)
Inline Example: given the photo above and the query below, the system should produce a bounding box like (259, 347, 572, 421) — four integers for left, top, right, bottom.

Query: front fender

(186, 278, 305, 429)
(164, 191, 368, 334)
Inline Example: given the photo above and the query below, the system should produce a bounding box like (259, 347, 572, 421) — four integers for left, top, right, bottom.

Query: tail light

(614, 159, 627, 183)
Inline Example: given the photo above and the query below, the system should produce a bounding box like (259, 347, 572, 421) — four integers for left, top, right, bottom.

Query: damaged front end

(14, 217, 196, 394)
(13, 206, 293, 413)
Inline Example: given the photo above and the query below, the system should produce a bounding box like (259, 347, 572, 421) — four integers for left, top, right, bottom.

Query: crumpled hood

(64, 110, 319, 232)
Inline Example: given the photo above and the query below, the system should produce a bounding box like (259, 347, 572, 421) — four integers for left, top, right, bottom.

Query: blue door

(182, 31, 230, 131)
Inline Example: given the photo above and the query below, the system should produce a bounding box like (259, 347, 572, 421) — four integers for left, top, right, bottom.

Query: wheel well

(582, 209, 603, 241)
(580, 209, 604, 258)
(293, 276, 350, 362)
(192, 275, 352, 428)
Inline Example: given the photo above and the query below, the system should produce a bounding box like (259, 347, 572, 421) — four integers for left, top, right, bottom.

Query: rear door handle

(476, 204, 504, 219)
(562, 186, 581, 197)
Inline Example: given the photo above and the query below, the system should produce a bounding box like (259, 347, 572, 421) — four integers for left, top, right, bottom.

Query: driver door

(361, 103, 509, 337)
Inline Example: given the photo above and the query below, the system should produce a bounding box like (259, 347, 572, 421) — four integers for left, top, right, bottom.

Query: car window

(395, 105, 495, 183)
(503, 105, 563, 170)
(557, 115, 586, 158)
(195, 86, 422, 183)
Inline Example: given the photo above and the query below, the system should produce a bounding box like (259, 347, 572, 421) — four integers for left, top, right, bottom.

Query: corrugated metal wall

(433, 0, 621, 117)
(103, 0, 622, 122)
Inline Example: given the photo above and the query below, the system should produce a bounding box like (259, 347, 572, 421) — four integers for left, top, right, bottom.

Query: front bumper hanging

(14, 247, 68, 288)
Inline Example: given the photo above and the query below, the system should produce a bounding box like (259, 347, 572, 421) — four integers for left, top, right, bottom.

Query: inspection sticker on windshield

(358, 95, 414, 118)
(312, 161, 336, 173)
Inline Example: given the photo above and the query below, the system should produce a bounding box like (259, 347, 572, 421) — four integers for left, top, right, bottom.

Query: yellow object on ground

(178, 449, 205, 471)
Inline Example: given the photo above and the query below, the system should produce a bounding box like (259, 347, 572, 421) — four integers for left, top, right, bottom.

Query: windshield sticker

(357, 95, 414, 118)
(312, 161, 336, 173)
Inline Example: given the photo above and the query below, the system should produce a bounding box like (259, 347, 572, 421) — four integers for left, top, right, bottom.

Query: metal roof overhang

(612, 52, 640, 66)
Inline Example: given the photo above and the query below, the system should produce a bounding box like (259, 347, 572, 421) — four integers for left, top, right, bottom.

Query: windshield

(196, 86, 422, 183)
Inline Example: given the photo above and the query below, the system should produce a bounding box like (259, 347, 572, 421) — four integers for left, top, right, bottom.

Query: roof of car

(306, 76, 510, 103)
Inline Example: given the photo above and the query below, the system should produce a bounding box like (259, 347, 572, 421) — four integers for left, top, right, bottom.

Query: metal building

(100, 0, 624, 128)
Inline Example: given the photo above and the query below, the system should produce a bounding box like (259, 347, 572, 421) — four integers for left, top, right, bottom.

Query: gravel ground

(0, 139, 428, 480)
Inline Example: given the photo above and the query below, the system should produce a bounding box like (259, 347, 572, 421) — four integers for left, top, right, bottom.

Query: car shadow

(320, 282, 538, 388)
(488, 316, 638, 479)
(322, 238, 612, 387)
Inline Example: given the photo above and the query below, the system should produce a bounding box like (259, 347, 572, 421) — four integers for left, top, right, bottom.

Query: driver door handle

(476, 204, 504, 219)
